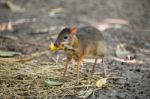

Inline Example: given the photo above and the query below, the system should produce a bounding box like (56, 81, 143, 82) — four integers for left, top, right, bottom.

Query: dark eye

(63, 35, 68, 40)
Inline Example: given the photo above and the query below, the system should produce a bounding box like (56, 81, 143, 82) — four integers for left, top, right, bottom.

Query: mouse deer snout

(54, 39, 60, 47)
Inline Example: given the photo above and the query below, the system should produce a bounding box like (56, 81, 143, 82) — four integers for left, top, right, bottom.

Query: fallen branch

(113, 57, 145, 64)
(0, 50, 49, 63)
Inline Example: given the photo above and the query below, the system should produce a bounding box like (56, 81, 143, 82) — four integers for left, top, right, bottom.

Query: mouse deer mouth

(60, 41, 69, 45)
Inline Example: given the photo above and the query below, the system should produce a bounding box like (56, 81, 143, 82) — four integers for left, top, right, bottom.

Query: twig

(61, 84, 95, 89)
(31, 26, 65, 34)
(113, 57, 145, 64)
(12, 18, 36, 25)
(0, 50, 49, 63)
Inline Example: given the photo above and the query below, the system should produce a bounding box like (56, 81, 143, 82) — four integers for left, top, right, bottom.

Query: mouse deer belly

(96, 41, 107, 57)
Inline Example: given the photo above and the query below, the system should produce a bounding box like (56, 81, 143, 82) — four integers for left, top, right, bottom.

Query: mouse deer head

(54, 26, 77, 47)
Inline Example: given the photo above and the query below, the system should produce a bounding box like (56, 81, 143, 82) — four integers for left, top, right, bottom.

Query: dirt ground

(0, 0, 150, 98)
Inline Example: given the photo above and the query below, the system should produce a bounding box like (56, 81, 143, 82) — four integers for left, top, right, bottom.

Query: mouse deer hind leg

(75, 55, 83, 84)
(76, 60, 82, 84)
(92, 56, 107, 77)
(91, 58, 98, 74)
(102, 57, 107, 77)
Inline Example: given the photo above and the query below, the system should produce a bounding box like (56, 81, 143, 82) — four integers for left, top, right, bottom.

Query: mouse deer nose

(54, 39, 59, 47)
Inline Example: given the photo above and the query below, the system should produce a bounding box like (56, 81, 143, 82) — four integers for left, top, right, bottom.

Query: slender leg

(91, 58, 98, 74)
(76, 60, 82, 84)
(62, 57, 72, 78)
(102, 57, 107, 77)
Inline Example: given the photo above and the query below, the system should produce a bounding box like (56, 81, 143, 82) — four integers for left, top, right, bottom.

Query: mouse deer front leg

(76, 59, 82, 84)
(63, 57, 72, 78)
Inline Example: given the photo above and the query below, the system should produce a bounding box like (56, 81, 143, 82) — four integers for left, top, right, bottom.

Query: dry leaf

(0, 50, 21, 57)
(96, 78, 107, 88)
(50, 8, 64, 13)
(77, 89, 93, 98)
(6, 1, 25, 13)
(49, 42, 63, 51)
(48, 8, 64, 17)
(45, 79, 63, 86)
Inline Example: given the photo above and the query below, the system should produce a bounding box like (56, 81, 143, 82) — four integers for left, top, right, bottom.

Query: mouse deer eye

(63, 35, 68, 40)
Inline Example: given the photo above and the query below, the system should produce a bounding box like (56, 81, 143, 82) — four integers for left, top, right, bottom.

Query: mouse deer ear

(70, 26, 77, 35)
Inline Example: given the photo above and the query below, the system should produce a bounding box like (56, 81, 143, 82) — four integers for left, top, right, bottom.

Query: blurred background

(0, 0, 150, 98)
(0, 0, 150, 55)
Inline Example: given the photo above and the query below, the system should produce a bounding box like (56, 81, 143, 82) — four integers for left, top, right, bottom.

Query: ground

(0, 0, 150, 98)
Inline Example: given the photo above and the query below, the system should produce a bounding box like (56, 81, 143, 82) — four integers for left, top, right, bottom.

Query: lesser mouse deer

(54, 26, 107, 84)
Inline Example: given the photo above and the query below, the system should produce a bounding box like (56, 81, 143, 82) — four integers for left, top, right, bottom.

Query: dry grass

(0, 57, 107, 98)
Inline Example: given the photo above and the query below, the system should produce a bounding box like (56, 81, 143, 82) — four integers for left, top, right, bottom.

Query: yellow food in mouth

(49, 42, 64, 51)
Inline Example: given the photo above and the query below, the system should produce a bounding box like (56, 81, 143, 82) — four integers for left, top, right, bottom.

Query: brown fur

(55, 26, 107, 84)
